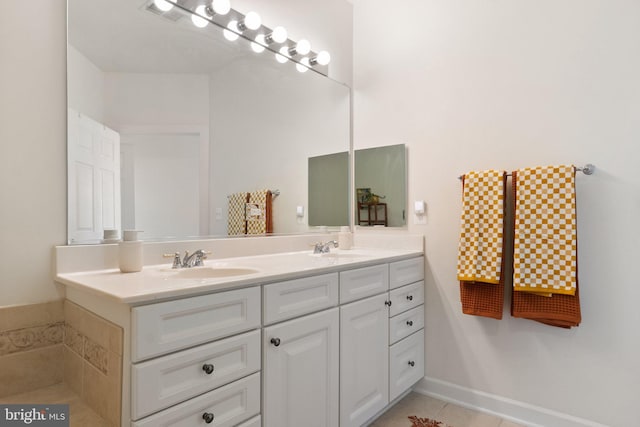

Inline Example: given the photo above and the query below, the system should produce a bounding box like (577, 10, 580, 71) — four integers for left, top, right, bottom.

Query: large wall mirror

(66, 0, 350, 244)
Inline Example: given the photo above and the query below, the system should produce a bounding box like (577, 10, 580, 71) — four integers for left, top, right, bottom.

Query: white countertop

(55, 248, 423, 305)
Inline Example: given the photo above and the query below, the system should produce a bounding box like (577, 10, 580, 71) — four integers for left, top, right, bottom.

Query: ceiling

(68, 0, 251, 73)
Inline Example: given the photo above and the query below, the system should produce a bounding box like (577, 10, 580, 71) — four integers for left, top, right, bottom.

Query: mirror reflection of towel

(246, 190, 273, 234)
(228, 192, 249, 235)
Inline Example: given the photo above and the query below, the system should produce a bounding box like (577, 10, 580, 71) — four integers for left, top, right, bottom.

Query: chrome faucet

(313, 240, 338, 254)
(182, 249, 208, 268)
(164, 249, 209, 268)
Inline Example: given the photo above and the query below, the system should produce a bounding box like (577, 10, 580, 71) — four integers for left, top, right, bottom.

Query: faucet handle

(194, 250, 211, 267)
(163, 252, 182, 269)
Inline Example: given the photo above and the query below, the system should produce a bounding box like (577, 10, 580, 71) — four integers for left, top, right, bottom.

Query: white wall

(0, 0, 67, 306)
(353, 1, 640, 426)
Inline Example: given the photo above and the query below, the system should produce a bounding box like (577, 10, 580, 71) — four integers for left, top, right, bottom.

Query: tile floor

(0, 383, 110, 427)
(370, 392, 526, 427)
(1, 385, 525, 427)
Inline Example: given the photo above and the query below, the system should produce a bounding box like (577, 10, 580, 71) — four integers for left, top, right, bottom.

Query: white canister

(119, 230, 143, 273)
(338, 226, 352, 250)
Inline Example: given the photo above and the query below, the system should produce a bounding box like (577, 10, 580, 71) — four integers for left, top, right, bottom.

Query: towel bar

(457, 164, 595, 180)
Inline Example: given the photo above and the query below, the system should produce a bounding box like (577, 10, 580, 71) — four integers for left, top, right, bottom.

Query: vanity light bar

(151, 0, 330, 76)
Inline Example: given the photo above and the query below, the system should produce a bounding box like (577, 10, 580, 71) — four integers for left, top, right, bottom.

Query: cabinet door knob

(202, 412, 215, 423)
(202, 364, 214, 375)
(408, 360, 415, 367)
(406, 295, 413, 301)
(270, 337, 281, 347)
(385, 300, 392, 307)
(406, 320, 414, 327)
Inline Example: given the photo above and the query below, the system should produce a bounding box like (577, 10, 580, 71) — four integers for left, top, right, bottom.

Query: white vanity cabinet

(56, 245, 424, 427)
(340, 293, 390, 427)
(130, 287, 262, 425)
(340, 257, 425, 427)
(262, 273, 340, 427)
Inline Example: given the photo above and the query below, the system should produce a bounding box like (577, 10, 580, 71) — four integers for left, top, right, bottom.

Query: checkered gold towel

(228, 192, 249, 235)
(457, 170, 506, 320)
(457, 170, 506, 285)
(246, 190, 273, 235)
(513, 165, 577, 296)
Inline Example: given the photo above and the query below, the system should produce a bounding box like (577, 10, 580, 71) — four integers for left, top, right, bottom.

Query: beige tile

(0, 345, 64, 398)
(0, 382, 70, 404)
(437, 403, 502, 427)
(63, 346, 84, 397)
(64, 300, 84, 332)
(83, 338, 108, 374)
(1, 300, 64, 331)
(82, 355, 121, 426)
(0, 322, 64, 356)
(0, 383, 111, 427)
(64, 324, 84, 356)
(397, 392, 448, 419)
(499, 420, 527, 427)
(65, 300, 123, 356)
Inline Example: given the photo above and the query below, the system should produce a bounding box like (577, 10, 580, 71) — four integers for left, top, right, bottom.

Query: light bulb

(312, 50, 331, 66)
(267, 26, 288, 44)
(251, 34, 266, 53)
(154, 0, 173, 12)
(295, 39, 311, 55)
(223, 21, 240, 41)
(296, 57, 310, 73)
(211, 0, 231, 15)
(240, 11, 261, 31)
(191, 5, 209, 28)
(275, 47, 289, 63)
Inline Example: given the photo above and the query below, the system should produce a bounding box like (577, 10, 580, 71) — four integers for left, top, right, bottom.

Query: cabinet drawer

(339, 264, 389, 304)
(389, 281, 424, 317)
(132, 330, 261, 419)
(389, 305, 424, 345)
(237, 415, 261, 427)
(263, 273, 338, 325)
(389, 257, 424, 290)
(132, 372, 261, 427)
(389, 330, 424, 401)
(132, 287, 261, 361)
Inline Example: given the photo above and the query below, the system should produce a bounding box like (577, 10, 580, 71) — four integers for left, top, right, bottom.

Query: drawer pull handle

(385, 300, 392, 307)
(408, 360, 415, 367)
(202, 412, 215, 424)
(202, 364, 215, 375)
(270, 337, 281, 347)
(406, 295, 414, 301)
(406, 320, 414, 327)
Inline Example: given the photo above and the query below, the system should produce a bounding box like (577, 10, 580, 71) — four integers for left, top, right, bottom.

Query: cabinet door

(340, 294, 389, 427)
(263, 308, 339, 427)
(390, 330, 425, 402)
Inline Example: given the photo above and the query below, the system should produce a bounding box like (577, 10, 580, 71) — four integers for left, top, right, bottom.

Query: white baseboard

(413, 377, 608, 427)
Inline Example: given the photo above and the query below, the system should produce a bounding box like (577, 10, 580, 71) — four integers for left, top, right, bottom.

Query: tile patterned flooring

(371, 392, 526, 427)
(0, 383, 110, 427)
(2, 385, 525, 427)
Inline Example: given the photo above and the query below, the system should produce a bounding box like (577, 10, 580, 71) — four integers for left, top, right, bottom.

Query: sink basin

(166, 267, 260, 279)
